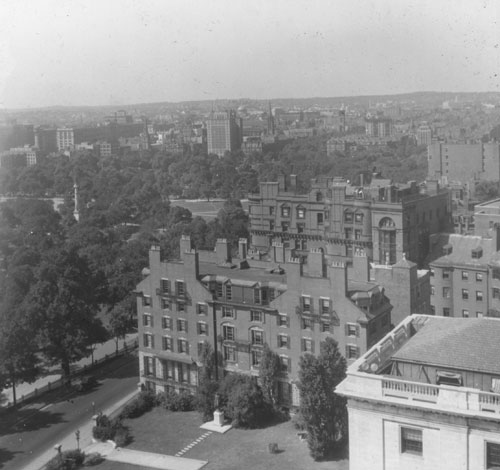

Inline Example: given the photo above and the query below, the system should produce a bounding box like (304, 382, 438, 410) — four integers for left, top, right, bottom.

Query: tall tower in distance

(206, 110, 242, 157)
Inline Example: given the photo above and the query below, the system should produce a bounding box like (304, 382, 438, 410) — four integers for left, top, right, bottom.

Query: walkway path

(86, 442, 208, 470)
(175, 431, 212, 457)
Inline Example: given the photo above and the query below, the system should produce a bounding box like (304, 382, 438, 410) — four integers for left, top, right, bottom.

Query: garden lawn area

(93, 408, 348, 470)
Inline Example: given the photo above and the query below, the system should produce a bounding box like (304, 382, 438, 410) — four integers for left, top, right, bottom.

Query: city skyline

(1, 0, 499, 109)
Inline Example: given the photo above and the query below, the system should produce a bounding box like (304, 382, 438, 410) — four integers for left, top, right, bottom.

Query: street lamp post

(54, 444, 62, 465)
(92, 401, 95, 415)
(75, 429, 80, 450)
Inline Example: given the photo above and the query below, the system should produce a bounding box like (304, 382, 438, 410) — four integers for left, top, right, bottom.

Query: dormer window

(296, 206, 306, 219)
(344, 210, 353, 223)
(472, 247, 483, 259)
(281, 206, 290, 217)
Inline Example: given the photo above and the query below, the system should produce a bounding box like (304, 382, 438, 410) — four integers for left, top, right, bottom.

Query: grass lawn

(93, 408, 348, 470)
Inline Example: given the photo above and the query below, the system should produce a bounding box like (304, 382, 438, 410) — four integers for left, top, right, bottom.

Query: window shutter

(277, 335, 280, 348)
(177, 339, 181, 352)
(287, 316, 290, 327)
(186, 342, 190, 354)
(151, 316, 154, 328)
(276, 315, 280, 326)
(287, 337, 291, 349)
(151, 335, 155, 349)
(177, 319, 181, 331)
(185, 321, 188, 334)
(356, 325, 360, 337)
(344, 324, 349, 335)
(356, 346, 360, 358)
(197, 323, 201, 335)
(345, 345, 349, 357)
(311, 340, 315, 354)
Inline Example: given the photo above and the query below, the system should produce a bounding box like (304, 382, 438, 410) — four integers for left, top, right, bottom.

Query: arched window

(344, 210, 353, 223)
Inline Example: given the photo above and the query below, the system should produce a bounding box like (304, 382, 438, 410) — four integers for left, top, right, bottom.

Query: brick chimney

(180, 235, 192, 261)
(307, 248, 324, 277)
(273, 241, 285, 263)
(329, 260, 347, 298)
(239, 238, 248, 259)
(216, 239, 231, 265)
(352, 248, 370, 282)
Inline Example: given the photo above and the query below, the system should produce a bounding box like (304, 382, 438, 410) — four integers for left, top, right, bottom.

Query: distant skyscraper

(56, 127, 74, 152)
(207, 110, 241, 157)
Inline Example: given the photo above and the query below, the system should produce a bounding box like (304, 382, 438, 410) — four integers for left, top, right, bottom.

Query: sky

(0, 0, 499, 109)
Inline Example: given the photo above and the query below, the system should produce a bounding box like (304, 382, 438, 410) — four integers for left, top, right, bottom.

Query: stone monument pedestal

(200, 409, 232, 434)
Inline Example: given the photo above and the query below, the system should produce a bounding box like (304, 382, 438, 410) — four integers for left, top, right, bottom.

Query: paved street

(0, 352, 139, 470)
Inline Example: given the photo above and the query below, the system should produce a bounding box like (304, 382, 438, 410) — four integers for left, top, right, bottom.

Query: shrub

(45, 449, 84, 470)
(83, 452, 103, 466)
(114, 426, 131, 447)
(119, 391, 157, 419)
(158, 390, 194, 411)
(92, 413, 129, 443)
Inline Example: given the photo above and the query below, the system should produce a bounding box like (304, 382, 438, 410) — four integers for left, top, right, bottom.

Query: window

(281, 222, 289, 232)
(144, 356, 154, 376)
(278, 314, 289, 327)
(476, 272, 484, 282)
(462, 289, 469, 300)
(226, 284, 232, 300)
(143, 333, 154, 349)
(223, 345, 236, 362)
(177, 319, 188, 332)
(442, 287, 450, 298)
(161, 279, 170, 294)
(461, 271, 469, 281)
(401, 427, 423, 455)
(302, 296, 312, 312)
(161, 298, 170, 309)
(354, 229, 362, 240)
(344, 228, 353, 239)
(223, 324, 235, 341)
(477, 311, 483, 318)
(317, 213, 324, 225)
(178, 339, 189, 354)
(143, 296, 152, 307)
(162, 336, 172, 351)
(355, 212, 364, 224)
(176, 281, 185, 296)
(430, 268, 435, 277)
(344, 211, 353, 223)
(177, 301, 186, 312)
(302, 318, 313, 330)
(251, 328, 264, 345)
(302, 338, 314, 353)
(297, 207, 306, 219)
(493, 288, 500, 300)
(162, 316, 172, 330)
(197, 322, 208, 335)
(493, 269, 500, 280)
(430, 305, 435, 315)
(436, 370, 462, 386)
(486, 442, 500, 469)
(346, 345, 359, 359)
(251, 350, 262, 367)
(320, 298, 331, 314)
(269, 206, 275, 215)
(197, 303, 208, 315)
(322, 321, 332, 333)
(278, 334, 289, 348)
(250, 310, 263, 322)
(443, 307, 450, 317)
(216, 282, 223, 298)
(222, 306, 234, 318)
(297, 223, 305, 233)
(346, 323, 359, 337)
(179, 363, 190, 383)
(280, 356, 290, 372)
(269, 220, 275, 231)
(462, 309, 469, 318)
(143, 314, 153, 327)
(281, 206, 290, 217)
(430, 286, 435, 296)
(476, 291, 483, 301)
(442, 269, 450, 279)
(254, 288, 261, 304)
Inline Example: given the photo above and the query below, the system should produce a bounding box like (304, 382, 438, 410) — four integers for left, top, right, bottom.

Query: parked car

(73, 375, 98, 392)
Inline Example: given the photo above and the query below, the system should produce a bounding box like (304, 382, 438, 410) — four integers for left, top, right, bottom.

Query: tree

(196, 342, 220, 421)
(259, 344, 282, 408)
(219, 373, 267, 428)
(27, 246, 108, 379)
(297, 337, 347, 460)
(108, 294, 136, 353)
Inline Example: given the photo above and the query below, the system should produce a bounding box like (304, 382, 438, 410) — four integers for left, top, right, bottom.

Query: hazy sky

(1, 0, 499, 108)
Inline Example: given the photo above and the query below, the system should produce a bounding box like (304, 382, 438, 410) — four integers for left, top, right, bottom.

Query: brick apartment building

(135, 236, 392, 405)
(429, 227, 500, 319)
(249, 174, 451, 268)
(337, 314, 500, 470)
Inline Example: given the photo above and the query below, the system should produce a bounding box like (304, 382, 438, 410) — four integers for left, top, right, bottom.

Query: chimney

(329, 261, 347, 298)
(307, 248, 324, 277)
(183, 249, 199, 278)
(495, 224, 500, 251)
(286, 256, 303, 285)
(180, 235, 192, 261)
(216, 239, 231, 265)
(273, 241, 285, 263)
(149, 245, 161, 272)
(278, 174, 286, 191)
(290, 174, 297, 190)
(352, 248, 370, 282)
(238, 238, 247, 259)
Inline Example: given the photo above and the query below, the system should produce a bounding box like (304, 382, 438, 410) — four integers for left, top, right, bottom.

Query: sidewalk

(0, 333, 138, 408)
